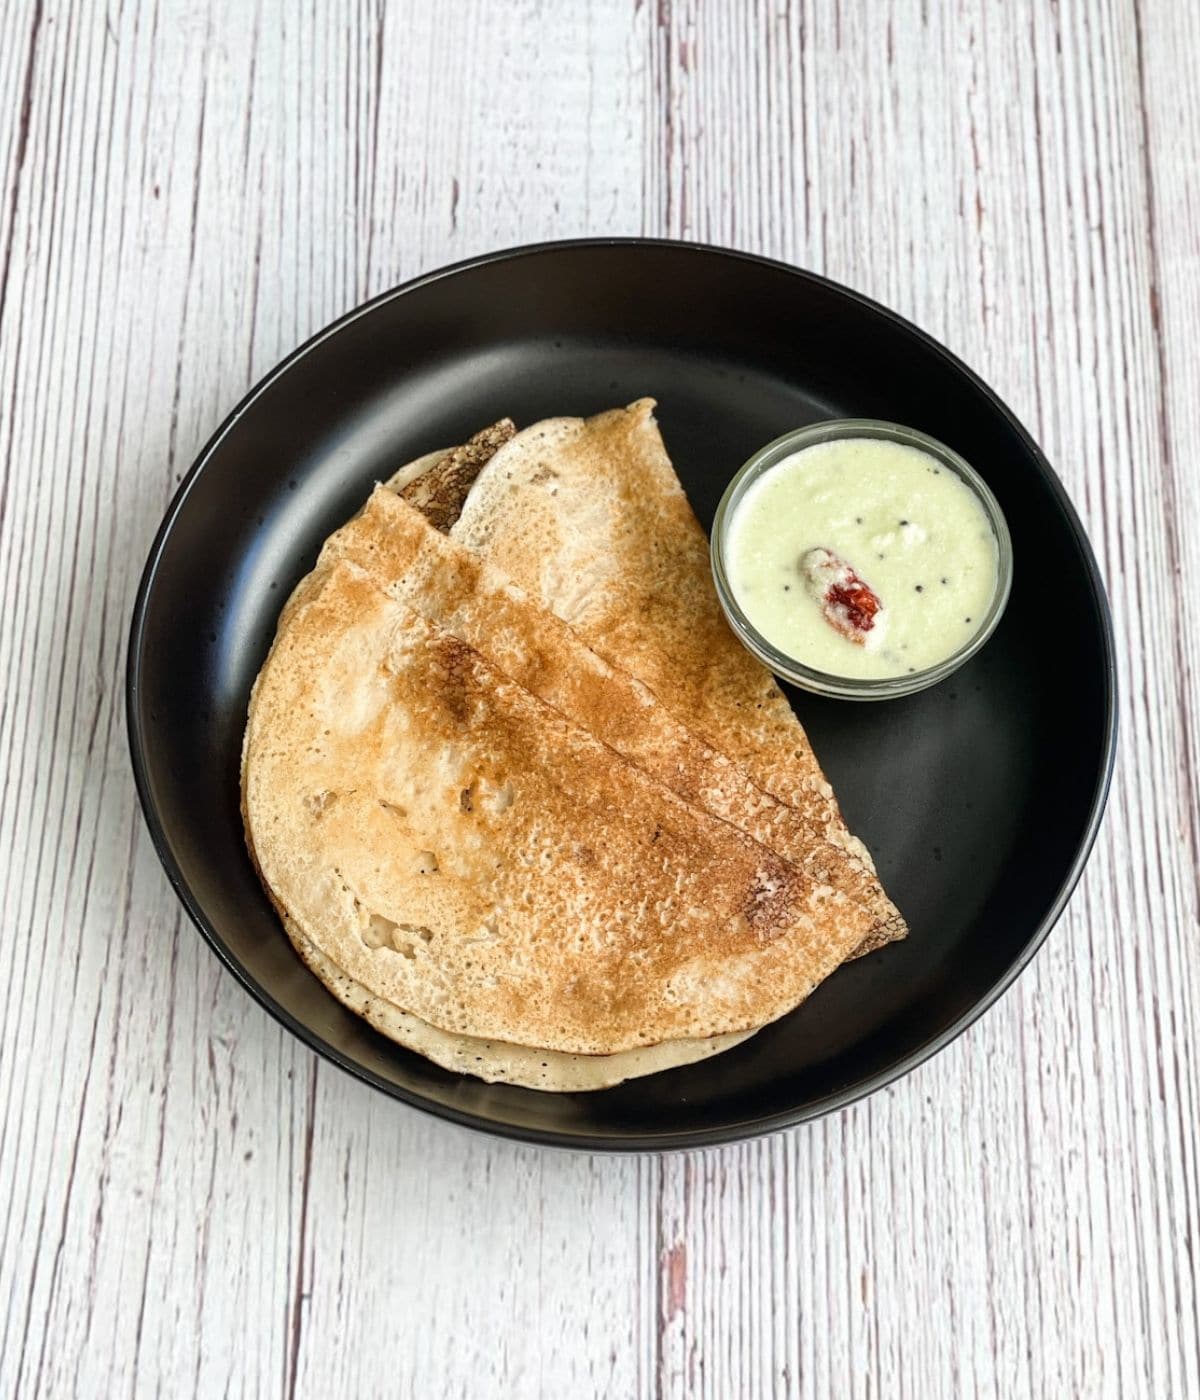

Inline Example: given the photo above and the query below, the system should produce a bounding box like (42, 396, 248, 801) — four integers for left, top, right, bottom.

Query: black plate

(127, 240, 1116, 1150)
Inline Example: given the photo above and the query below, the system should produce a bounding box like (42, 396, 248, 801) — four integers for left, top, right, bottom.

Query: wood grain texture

(0, 2, 1195, 1397)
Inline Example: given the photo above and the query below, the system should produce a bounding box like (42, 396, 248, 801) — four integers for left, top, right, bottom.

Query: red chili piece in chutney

(800, 547, 883, 645)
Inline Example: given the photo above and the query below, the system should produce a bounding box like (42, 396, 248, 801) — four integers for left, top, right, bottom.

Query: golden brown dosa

(242, 559, 877, 1054)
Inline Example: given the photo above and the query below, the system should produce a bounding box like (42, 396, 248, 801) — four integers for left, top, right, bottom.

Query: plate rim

(126, 237, 1119, 1151)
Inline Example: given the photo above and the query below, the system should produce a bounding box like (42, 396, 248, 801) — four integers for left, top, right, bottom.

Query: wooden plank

(0, 3, 309, 1395)
(0, 1, 1196, 1396)
(1132, 0, 1200, 1386)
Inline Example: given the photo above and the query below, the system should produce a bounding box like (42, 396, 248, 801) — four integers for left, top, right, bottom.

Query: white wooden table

(2, 3, 1197, 1396)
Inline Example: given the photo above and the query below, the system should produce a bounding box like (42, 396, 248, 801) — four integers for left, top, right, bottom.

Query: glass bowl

(710, 419, 1014, 700)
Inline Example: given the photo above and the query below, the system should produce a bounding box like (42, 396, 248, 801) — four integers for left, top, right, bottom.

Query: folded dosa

(242, 559, 877, 1054)
(394, 402, 904, 950)
(318, 488, 898, 936)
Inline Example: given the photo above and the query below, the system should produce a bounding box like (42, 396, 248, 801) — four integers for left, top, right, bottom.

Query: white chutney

(725, 437, 1000, 680)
